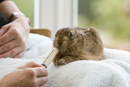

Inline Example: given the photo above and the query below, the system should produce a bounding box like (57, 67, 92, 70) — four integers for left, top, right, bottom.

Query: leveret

(53, 27, 104, 66)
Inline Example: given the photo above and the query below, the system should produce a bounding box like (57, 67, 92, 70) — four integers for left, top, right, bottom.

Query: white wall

(34, 0, 78, 39)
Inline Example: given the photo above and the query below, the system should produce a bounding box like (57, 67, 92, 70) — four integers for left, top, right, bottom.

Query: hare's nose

(58, 42, 62, 47)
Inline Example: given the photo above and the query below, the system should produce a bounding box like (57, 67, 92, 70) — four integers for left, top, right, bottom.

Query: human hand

(0, 15, 30, 58)
(0, 61, 48, 87)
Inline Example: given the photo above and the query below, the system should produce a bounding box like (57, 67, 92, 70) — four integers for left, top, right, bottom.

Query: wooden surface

(30, 28, 51, 38)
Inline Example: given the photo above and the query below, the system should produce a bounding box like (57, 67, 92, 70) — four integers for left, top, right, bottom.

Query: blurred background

(13, 0, 130, 52)
(13, 0, 34, 26)
(78, 0, 130, 52)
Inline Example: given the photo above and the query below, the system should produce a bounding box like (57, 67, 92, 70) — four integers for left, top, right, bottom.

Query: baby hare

(53, 27, 104, 66)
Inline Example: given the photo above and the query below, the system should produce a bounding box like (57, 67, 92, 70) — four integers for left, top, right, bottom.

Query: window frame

(34, 0, 78, 39)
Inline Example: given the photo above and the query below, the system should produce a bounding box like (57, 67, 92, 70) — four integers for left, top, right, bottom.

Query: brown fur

(53, 27, 104, 66)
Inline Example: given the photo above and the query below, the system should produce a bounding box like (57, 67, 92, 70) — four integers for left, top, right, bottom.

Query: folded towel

(0, 33, 130, 87)
(0, 33, 53, 78)
(46, 59, 130, 87)
(22, 33, 53, 59)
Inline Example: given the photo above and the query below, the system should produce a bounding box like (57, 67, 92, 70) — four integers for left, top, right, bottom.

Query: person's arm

(0, 62, 48, 87)
(0, 0, 21, 19)
(0, 0, 6, 4)
(0, 0, 30, 58)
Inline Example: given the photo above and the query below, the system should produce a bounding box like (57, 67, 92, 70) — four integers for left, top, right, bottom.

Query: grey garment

(0, 12, 10, 28)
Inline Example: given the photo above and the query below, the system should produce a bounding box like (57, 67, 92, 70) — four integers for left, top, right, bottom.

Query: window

(78, 0, 130, 51)
(14, 0, 78, 39)
(13, 0, 34, 27)
(34, 0, 78, 39)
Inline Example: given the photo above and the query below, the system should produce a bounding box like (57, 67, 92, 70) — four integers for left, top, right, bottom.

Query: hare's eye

(69, 32, 73, 37)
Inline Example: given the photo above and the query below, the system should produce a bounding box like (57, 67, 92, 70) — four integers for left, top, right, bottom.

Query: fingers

(0, 47, 23, 58)
(26, 62, 43, 68)
(0, 27, 18, 46)
(13, 52, 24, 58)
(18, 62, 48, 77)
(18, 62, 43, 69)
(0, 25, 26, 58)
(33, 67, 48, 77)
(36, 77, 48, 86)
(32, 67, 48, 86)
(0, 39, 24, 54)
(17, 62, 48, 87)
(38, 86, 45, 87)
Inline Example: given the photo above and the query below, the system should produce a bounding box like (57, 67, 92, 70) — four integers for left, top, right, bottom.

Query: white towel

(0, 34, 130, 87)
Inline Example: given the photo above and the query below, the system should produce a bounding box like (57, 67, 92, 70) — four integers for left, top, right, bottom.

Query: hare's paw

(53, 59, 59, 66)
(53, 58, 68, 66)
(58, 59, 68, 65)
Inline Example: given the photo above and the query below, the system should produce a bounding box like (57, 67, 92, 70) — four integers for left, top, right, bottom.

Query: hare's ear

(74, 26, 81, 30)
(79, 28, 88, 35)
(82, 28, 88, 34)
(88, 27, 98, 36)
(75, 27, 88, 35)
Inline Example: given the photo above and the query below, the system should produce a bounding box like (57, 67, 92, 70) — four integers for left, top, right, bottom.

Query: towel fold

(0, 33, 130, 87)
